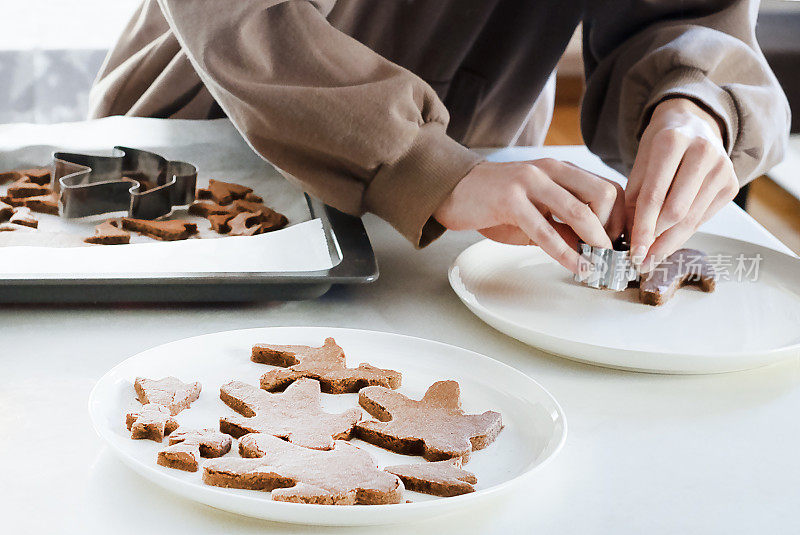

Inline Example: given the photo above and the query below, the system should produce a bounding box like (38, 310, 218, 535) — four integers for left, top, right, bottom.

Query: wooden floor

(545, 100, 800, 254)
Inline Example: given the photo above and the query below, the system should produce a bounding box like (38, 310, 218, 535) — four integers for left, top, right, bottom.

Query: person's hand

(434, 159, 625, 273)
(627, 98, 739, 272)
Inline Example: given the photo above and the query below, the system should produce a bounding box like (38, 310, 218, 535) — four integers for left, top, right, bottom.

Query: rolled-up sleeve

(156, 0, 482, 247)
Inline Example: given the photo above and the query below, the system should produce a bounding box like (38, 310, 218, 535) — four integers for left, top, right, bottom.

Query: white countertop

(1, 143, 798, 535)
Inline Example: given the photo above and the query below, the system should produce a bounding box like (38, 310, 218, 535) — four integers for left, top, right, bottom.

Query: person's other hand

(626, 97, 738, 272)
(434, 159, 625, 273)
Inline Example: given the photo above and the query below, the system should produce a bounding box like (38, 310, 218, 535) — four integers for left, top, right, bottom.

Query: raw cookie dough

(203, 433, 404, 505)
(157, 428, 232, 472)
(126, 403, 179, 442)
(356, 380, 503, 462)
(253, 337, 401, 394)
(219, 378, 360, 450)
(384, 459, 477, 496)
(639, 248, 716, 306)
(134, 376, 202, 415)
(84, 221, 131, 245)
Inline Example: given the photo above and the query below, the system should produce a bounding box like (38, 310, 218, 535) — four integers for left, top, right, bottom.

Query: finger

(629, 129, 690, 266)
(511, 195, 584, 273)
(527, 178, 612, 249)
(641, 163, 729, 272)
(623, 130, 656, 233)
(535, 159, 622, 228)
(697, 171, 739, 227)
(654, 140, 718, 237)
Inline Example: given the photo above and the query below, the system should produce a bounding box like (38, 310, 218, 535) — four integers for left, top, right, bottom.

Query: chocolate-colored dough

(356, 380, 503, 462)
(219, 378, 361, 450)
(7, 180, 50, 199)
(126, 403, 179, 442)
(0, 171, 25, 185)
(207, 212, 237, 234)
(384, 459, 477, 496)
(203, 433, 404, 505)
(84, 221, 131, 245)
(187, 200, 236, 218)
(157, 428, 232, 472)
(253, 337, 402, 394)
(0, 199, 12, 222)
(9, 207, 37, 229)
(243, 192, 263, 203)
(20, 168, 51, 185)
(639, 248, 716, 306)
(196, 179, 253, 205)
(232, 199, 288, 231)
(22, 192, 59, 215)
(134, 376, 201, 415)
(115, 218, 198, 241)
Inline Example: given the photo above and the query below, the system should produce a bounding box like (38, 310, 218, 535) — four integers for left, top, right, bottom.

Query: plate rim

(449, 232, 800, 369)
(88, 326, 568, 526)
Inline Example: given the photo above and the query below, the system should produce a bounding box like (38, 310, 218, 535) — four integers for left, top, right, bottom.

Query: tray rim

(0, 195, 379, 286)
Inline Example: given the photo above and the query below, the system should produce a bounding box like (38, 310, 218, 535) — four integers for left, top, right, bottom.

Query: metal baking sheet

(0, 118, 378, 303)
(0, 195, 378, 303)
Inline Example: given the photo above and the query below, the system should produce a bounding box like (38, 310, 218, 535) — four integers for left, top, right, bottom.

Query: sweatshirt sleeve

(580, 0, 790, 185)
(154, 0, 482, 248)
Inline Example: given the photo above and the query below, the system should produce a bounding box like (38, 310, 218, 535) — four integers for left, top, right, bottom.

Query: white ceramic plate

(450, 232, 800, 374)
(88, 327, 566, 526)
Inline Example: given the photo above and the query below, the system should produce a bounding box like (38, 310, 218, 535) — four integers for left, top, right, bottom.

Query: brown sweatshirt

(89, 0, 790, 247)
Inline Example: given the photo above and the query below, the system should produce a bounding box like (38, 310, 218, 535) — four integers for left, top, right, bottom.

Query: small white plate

(88, 327, 566, 526)
(449, 233, 800, 374)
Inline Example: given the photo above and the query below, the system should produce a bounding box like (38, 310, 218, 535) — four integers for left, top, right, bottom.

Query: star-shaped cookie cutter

(52, 146, 197, 219)
(574, 237, 640, 291)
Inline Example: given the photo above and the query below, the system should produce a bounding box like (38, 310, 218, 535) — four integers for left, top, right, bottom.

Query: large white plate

(88, 327, 566, 526)
(449, 233, 800, 374)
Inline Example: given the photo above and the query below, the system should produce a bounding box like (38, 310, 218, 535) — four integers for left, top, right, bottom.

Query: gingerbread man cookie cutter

(52, 147, 197, 219)
(574, 237, 640, 291)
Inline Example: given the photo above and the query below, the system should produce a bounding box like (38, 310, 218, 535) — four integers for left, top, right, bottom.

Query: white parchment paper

(0, 117, 335, 273)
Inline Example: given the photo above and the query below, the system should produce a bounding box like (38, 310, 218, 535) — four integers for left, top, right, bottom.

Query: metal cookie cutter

(574, 237, 640, 291)
(52, 146, 197, 219)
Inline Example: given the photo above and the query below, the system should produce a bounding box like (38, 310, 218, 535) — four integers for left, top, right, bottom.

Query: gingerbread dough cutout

(384, 459, 477, 496)
(84, 221, 131, 245)
(21, 192, 59, 215)
(356, 380, 503, 462)
(135, 376, 202, 415)
(252, 337, 401, 394)
(219, 378, 360, 450)
(639, 248, 716, 306)
(196, 179, 253, 205)
(114, 218, 198, 241)
(126, 403, 179, 442)
(9, 207, 37, 228)
(157, 429, 232, 472)
(203, 433, 404, 505)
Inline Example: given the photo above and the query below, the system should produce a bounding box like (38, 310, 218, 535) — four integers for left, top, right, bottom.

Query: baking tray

(0, 194, 378, 303)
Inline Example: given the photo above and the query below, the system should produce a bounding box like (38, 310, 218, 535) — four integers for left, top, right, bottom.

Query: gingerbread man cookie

(356, 380, 503, 462)
(203, 433, 404, 505)
(384, 459, 477, 496)
(126, 403, 179, 442)
(219, 378, 360, 450)
(639, 248, 716, 306)
(252, 337, 401, 394)
(157, 429, 232, 472)
(134, 376, 202, 415)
